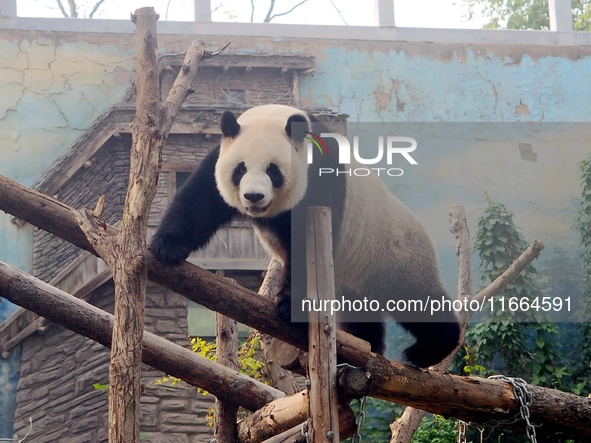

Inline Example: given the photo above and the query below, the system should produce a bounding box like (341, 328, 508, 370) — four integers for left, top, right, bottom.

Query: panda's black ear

(285, 114, 309, 143)
(221, 111, 241, 138)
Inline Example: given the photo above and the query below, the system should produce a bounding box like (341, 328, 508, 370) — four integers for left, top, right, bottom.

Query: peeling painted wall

(0, 31, 134, 305)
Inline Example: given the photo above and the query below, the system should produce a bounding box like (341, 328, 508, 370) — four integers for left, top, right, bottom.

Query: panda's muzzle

(244, 193, 265, 203)
(243, 193, 270, 215)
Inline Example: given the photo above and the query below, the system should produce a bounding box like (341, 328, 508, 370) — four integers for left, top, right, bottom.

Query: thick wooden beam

(236, 391, 356, 443)
(214, 311, 239, 442)
(0, 260, 283, 412)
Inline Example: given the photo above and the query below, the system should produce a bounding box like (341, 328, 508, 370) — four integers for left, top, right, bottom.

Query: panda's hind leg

(400, 320, 460, 368)
(341, 321, 386, 355)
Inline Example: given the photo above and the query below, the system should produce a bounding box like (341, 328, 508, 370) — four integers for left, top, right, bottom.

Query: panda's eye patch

(232, 162, 247, 186)
(266, 163, 284, 188)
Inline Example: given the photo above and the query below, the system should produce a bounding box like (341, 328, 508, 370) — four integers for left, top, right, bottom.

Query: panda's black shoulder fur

(150, 145, 239, 265)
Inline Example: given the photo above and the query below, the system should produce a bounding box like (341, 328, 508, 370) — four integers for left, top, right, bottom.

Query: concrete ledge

(1, 16, 591, 45)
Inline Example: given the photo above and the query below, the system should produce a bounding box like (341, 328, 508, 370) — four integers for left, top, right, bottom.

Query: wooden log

(258, 258, 302, 394)
(98, 9, 161, 440)
(259, 405, 356, 443)
(366, 353, 591, 439)
(237, 391, 356, 443)
(336, 364, 372, 402)
(305, 207, 340, 442)
(237, 391, 308, 443)
(0, 260, 282, 412)
(214, 311, 239, 442)
(0, 174, 371, 368)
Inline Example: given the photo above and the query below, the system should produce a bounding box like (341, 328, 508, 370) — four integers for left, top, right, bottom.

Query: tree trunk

(71, 8, 228, 441)
(305, 207, 340, 443)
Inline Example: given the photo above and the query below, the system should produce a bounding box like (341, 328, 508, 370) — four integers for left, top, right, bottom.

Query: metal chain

(350, 396, 367, 443)
(301, 419, 310, 443)
(301, 379, 311, 443)
(457, 420, 468, 443)
(489, 375, 537, 442)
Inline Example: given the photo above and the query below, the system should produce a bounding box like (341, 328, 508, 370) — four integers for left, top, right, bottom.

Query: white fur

(335, 160, 441, 303)
(215, 105, 310, 218)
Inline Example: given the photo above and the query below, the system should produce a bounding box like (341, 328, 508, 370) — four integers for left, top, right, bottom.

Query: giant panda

(151, 104, 460, 368)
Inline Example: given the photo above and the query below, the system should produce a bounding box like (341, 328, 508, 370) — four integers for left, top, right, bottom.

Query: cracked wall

(0, 32, 134, 294)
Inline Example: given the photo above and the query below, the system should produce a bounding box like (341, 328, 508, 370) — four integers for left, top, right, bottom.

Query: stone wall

(12, 281, 214, 442)
(32, 134, 131, 282)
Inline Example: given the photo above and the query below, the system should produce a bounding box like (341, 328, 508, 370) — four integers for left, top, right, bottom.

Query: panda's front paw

(150, 234, 191, 265)
(275, 290, 292, 322)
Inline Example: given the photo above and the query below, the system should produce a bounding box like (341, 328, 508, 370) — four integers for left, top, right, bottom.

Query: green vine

(468, 199, 566, 387)
(573, 152, 591, 390)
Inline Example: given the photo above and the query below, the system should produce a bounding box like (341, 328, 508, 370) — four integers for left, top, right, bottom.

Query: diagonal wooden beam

(0, 259, 283, 411)
(0, 174, 371, 367)
(2, 175, 591, 439)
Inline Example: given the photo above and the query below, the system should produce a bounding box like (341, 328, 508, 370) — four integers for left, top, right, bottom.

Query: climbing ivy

(468, 200, 566, 388)
(572, 152, 591, 391)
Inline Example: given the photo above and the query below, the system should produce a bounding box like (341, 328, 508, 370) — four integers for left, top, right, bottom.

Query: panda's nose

(244, 193, 265, 203)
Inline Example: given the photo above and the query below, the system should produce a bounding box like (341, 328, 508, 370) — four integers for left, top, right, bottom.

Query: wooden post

(214, 311, 239, 442)
(306, 207, 340, 443)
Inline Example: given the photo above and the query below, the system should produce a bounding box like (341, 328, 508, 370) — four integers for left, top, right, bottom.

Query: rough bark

(258, 258, 301, 394)
(305, 207, 340, 442)
(70, 9, 228, 441)
(236, 391, 357, 443)
(0, 174, 371, 367)
(214, 312, 239, 442)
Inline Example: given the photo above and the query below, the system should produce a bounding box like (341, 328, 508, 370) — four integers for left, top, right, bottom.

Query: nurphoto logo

(305, 132, 419, 177)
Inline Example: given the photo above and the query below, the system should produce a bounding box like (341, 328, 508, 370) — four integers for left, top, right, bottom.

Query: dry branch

(0, 180, 589, 439)
(70, 9, 229, 441)
(258, 258, 301, 394)
(391, 205, 545, 442)
(0, 175, 370, 367)
(472, 239, 544, 303)
(391, 204, 473, 441)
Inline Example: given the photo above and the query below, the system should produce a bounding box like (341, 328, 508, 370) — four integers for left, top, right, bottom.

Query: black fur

(151, 146, 239, 265)
(285, 114, 309, 143)
(221, 110, 241, 138)
(231, 162, 246, 187)
(266, 163, 284, 188)
(151, 108, 460, 368)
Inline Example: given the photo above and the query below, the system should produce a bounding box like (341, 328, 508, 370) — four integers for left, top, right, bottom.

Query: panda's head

(214, 105, 311, 218)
